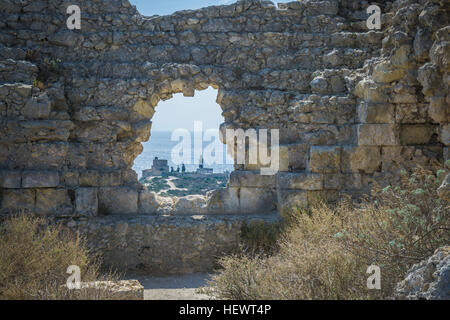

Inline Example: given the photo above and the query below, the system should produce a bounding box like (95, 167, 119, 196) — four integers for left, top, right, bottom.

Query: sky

(151, 87, 223, 132)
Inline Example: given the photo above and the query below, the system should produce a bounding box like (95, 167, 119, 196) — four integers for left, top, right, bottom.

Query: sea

(133, 131, 234, 178)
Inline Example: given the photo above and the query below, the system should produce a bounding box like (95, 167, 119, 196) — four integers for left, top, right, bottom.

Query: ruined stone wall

(0, 0, 448, 217)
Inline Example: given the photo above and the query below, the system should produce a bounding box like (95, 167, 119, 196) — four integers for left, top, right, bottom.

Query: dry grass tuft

(0, 215, 120, 300)
(203, 166, 449, 300)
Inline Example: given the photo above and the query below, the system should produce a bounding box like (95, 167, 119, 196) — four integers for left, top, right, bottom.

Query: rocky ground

(126, 273, 212, 300)
(140, 173, 228, 197)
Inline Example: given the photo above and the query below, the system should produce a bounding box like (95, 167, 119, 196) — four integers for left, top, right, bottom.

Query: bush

(203, 166, 449, 300)
(0, 215, 119, 300)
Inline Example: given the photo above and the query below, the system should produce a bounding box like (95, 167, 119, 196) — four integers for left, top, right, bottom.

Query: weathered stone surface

(239, 188, 277, 214)
(400, 125, 435, 145)
(229, 171, 276, 188)
(341, 146, 381, 174)
(75, 188, 98, 217)
(71, 214, 279, 275)
(138, 190, 159, 215)
(98, 187, 138, 215)
(23, 93, 51, 119)
(206, 188, 240, 215)
(358, 124, 399, 146)
(373, 60, 407, 83)
(438, 174, 450, 201)
(1, 189, 35, 213)
(354, 79, 388, 103)
(75, 280, 144, 300)
(173, 195, 207, 215)
(441, 124, 450, 146)
(35, 188, 72, 216)
(22, 171, 59, 188)
(309, 146, 341, 173)
(0, 170, 21, 188)
(358, 102, 395, 124)
(277, 172, 323, 190)
(394, 246, 450, 300)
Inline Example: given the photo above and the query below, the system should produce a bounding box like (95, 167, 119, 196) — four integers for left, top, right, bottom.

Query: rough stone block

(173, 195, 207, 215)
(324, 173, 341, 190)
(358, 124, 399, 146)
(358, 102, 395, 124)
(0, 170, 21, 188)
(400, 125, 435, 145)
(205, 187, 240, 214)
(341, 146, 381, 173)
(354, 79, 388, 103)
(75, 188, 98, 217)
(138, 190, 159, 215)
(373, 60, 406, 83)
(309, 146, 341, 173)
(74, 280, 144, 300)
(239, 188, 277, 214)
(229, 171, 276, 188)
(396, 104, 428, 124)
(36, 188, 72, 215)
(277, 172, 323, 190)
(80, 170, 100, 187)
(441, 124, 450, 146)
(22, 171, 59, 188)
(429, 96, 448, 123)
(1, 189, 35, 213)
(23, 93, 51, 119)
(99, 171, 122, 187)
(98, 187, 138, 215)
(62, 170, 79, 187)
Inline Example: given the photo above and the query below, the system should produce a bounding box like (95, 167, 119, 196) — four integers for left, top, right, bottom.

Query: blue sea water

(133, 131, 234, 178)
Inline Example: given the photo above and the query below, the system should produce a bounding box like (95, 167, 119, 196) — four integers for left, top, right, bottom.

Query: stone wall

(0, 0, 448, 273)
(69, 214, 279, 274)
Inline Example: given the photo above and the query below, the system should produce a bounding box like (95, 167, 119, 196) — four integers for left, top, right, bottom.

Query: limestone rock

(1, 189, 35, 213)
(341, 146, 381, 174)
(309, 146, 341, 173)
(437, 174, 450, 201)
(138, 190, 159, 215)
(358, 124, 399, 146)
(394, 246, 450, 300)
(22, 170, 60, 188)
(35, 188, 72, 216)
(75, 188, 98, 217)
(99, 187, 138, 215)
(277, 172, 323, 191)
(173, 195, 207, 215)
(75, 280, 144, 300)
(0, 170, 21, 188)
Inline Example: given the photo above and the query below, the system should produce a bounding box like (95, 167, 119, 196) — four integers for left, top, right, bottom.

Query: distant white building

(142, 157, 169, 177)
(196, 156, 213, 174)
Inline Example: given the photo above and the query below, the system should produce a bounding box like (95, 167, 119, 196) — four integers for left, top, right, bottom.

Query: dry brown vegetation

(0, 215, 120, 300)
(203, 165, 450, 300)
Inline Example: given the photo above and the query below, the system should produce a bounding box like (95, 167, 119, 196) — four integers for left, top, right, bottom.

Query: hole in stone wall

(133, 87, 234, 197)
